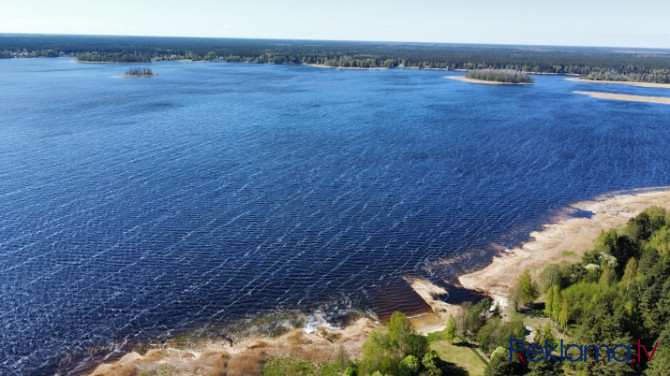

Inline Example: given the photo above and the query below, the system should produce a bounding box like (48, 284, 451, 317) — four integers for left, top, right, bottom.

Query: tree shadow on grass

(439, 360, 469, 376)
(453, 341, 479, 349)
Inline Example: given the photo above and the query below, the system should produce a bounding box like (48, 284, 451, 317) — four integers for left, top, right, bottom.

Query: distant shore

(567, 77, 670, 89)
(304, 63, 388, 70)
(445, 75, 533, 85)
(574, 90, 670, 105)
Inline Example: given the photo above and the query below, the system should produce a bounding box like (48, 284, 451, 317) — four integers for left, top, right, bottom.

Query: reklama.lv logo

(510, 339, 658, 363)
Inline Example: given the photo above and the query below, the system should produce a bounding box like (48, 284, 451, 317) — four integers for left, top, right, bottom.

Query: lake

(1, 58, 670, 375)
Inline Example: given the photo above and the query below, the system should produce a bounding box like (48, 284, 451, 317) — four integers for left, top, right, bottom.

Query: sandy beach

(567, 77, 670, 89)
(89, 317, 376, 376)
(457, 187, 670, 308)
(445, 75, 533, 85)
(574, 90, 670, 105)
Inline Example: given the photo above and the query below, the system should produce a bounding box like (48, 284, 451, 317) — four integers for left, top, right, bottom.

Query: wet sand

(574, 91, 670, 105)
(567, 77, 670, 89)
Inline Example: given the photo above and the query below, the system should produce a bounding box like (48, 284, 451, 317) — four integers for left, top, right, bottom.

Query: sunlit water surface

(2, 58, 670, 375)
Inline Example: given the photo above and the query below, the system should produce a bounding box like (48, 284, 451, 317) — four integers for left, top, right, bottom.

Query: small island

(447, 69, 534, 85)
(121, 68, 156, 77)
(465, 69, 534, 84)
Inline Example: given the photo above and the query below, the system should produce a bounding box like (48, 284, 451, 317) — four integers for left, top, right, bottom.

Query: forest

(474, 206, 670, 376)
(2, 34, 670, 83)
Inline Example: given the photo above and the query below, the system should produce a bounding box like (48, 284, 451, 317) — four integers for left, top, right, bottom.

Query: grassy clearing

(429, 337, 488, 376)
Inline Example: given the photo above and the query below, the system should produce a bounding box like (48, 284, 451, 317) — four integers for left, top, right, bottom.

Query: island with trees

(121, 67, 156, 77)
(461, 69, 534, 84)
(2, 34, 670, 83)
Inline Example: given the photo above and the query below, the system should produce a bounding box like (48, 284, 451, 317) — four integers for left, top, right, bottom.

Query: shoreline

(86, 187, 670, 375)
(455, 187, 670, 309)
(574, 90, 670, 105)
(445, 75, 534, 85)
(303, 63, 388, 70)
(566, 77, 670, 89)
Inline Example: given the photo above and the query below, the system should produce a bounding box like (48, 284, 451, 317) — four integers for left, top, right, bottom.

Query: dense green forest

(2, 34, 670, 82)
(475, 206, 670, 376)
(465, 69, 534, 84)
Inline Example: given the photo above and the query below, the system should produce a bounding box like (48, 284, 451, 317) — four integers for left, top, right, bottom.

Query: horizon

(2, 0, 670, 49)
(4, 32, 670, 52)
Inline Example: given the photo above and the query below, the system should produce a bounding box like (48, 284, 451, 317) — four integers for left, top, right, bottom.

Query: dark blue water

(2, 58, 670, 375)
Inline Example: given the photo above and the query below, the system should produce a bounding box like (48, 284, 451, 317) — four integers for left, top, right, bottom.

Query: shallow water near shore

(2, 58, 670, 375)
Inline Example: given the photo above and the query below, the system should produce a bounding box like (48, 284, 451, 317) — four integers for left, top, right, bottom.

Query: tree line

(466, 69, 534, 84)
(2, 35, 670, 82)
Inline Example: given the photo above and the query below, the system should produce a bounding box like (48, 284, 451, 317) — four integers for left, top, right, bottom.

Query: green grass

(261, 357, 341, 376)
(562, 250, 578, 258)
(430, 337, 488, 376)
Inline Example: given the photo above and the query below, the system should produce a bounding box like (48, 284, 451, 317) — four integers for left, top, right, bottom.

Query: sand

(445, 75, 533, 85)
(567, 77, 670, 89)
(89, 317, 376, 376)
(457, 187, 670, 308)
(574, 91, 670, 105)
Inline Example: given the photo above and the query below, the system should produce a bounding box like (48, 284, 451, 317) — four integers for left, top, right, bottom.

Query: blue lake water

(2, 58, 670, 375)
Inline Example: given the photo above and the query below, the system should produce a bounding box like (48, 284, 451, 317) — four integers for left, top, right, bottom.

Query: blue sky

(2, 0, 670, 48)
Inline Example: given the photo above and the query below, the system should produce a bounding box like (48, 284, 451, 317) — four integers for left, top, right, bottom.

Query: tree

(485, 346, 528, 376)
(544, 286, 555, 317)
(388, 311, 413, 352)
(457, 302, 472, 335)
(527, 357, 563, 376)
(539, 263, 571, 292)
(444, 314, 457, 343)
(421, 351, 442, 376)
(518, 269, 539, 306)
(646, 323, 670, 376)
(477, 318, 501, 354)
(551, 286, 562, 322)
(559, 298, 569, 333)
(620, 258, 637, 294)
(360, 329, 390, 375)
(403, 334, 428, 360)
(399, 355, 420, 376)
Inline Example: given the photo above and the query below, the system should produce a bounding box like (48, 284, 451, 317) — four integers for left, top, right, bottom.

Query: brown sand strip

(567, 77, 670, 89)
(574, 90, 670, 105)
